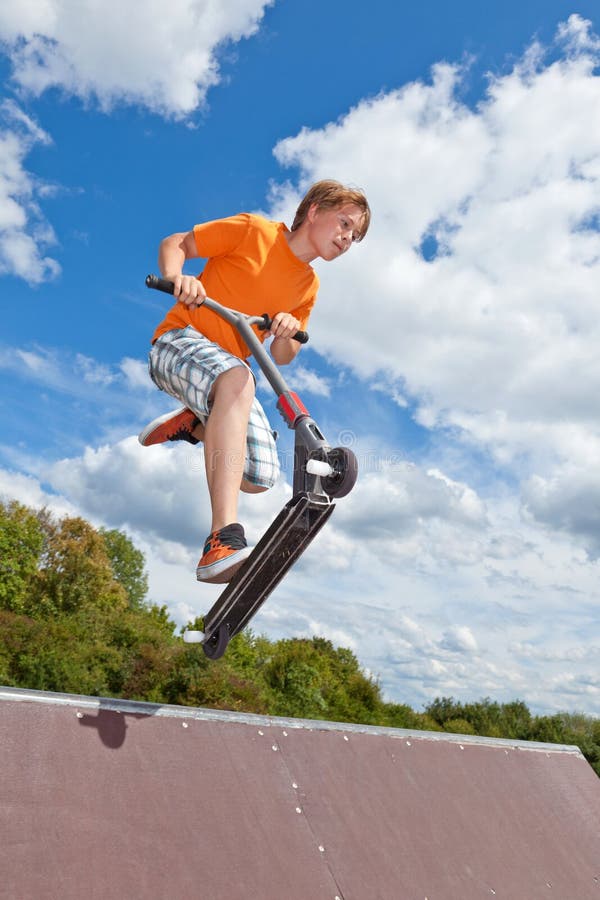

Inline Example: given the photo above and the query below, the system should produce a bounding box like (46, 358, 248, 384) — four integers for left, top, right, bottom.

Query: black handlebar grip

(145, 274, 175, 294)
(259, 314, 309, 344)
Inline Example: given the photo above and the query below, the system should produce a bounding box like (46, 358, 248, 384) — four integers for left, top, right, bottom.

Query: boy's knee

(228, 364, 254, 387)
(240, 479, 269, 494)
(213, 365, 255, 402)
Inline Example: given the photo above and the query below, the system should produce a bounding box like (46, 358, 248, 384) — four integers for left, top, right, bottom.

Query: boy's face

(307, 202, 365, 261)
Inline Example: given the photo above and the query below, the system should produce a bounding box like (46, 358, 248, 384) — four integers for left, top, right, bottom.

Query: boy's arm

(269, 312, 303, 365)
(158, 231, 206, 309)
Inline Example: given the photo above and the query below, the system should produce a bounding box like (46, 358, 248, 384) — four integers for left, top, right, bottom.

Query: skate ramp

(2, 686, 600, 900)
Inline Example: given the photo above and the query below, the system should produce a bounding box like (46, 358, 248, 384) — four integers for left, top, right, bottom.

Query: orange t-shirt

(151, 213, 319, 359)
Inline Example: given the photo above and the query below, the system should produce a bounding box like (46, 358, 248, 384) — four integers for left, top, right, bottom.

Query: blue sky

(2, 1, 600, 716)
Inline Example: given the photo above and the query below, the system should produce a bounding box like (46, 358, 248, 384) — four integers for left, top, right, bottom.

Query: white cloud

(44, 436, 288, 552)
(288, 364, 332, 397)
(2, 341, 158, 403)
(0, 340, 202, 458)
(440, 625, 478, 654)
(120, 357, 154, 393)
(3, 426, 600, 715)
(5, 14, 600, 717)
(522, 467, 600, 557)
(0, 100, 59, 283)
(46, 437, 211, 551)
(0, 467, 75, 518)
(269, 15, 600, 558)
(256, 360, 332, 399)
(333, 463, 487, 554)
(75, 353, 117, 387)
(0, 0, 273, 118)
(0, 1, 273, 282)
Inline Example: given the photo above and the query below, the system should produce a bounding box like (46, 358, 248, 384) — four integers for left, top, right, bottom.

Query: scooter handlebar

(145, 274, 178, 294)
(145, 274, 309, 344)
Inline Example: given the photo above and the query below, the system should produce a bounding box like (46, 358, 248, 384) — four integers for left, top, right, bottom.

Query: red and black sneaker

(138, 407, 200, 446)
(196, 523, 252, 584)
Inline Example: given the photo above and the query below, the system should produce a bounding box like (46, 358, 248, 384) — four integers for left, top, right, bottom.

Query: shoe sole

(138, 406, 190, 446)
(196, 547, 252, 584)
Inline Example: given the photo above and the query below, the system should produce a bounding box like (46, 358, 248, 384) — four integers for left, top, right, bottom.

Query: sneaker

(138, 407, 200, 447)
(196, 523, 252, 584)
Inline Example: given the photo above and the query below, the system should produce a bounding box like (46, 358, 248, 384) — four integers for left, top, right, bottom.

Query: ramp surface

(2, 686, 600, 899)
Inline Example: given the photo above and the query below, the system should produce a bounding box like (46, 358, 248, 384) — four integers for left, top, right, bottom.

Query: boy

(140, 180, 370, 584)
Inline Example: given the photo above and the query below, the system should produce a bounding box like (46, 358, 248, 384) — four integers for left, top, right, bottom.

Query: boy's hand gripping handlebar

(145, 274, 309, 344)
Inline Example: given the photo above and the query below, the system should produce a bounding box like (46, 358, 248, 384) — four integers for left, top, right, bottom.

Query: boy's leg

(143, 327, 280, 582)
(197, 366, 284, 584)
(204, 365, 257, 532)
(144, 327, 273, 583)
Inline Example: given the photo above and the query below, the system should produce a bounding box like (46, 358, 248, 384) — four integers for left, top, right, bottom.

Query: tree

(262, 637, 383, 722)
(424, 697, 533, 740)
(0, 501, 44, 614)
(35, 516, 128, 616)
(2, 501, 599, 778)
(100, 528, 148, 608)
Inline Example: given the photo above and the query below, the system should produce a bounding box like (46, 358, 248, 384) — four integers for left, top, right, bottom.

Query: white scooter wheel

(306, 458, 335, 477)
(183, 630, 205, 644)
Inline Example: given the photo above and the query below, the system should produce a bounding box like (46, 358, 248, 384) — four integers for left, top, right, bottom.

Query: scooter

(146, 274, 358, 659)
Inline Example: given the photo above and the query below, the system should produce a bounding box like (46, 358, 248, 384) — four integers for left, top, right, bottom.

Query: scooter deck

(202, 492, 334, 657)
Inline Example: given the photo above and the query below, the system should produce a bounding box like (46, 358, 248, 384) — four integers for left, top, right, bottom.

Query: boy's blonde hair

(291, 180, 371, 241)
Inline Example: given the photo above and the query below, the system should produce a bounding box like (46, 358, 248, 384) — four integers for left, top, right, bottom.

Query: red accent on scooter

(277, 391, 310, 427)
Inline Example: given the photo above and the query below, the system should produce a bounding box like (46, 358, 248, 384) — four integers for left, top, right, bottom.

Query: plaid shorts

(148, 326, 280, 488)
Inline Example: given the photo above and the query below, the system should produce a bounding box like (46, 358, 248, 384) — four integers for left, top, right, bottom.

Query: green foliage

(100, 528, 148, 608)
(259, 636, 382, 723)
(425, 696, 533, 740)
(377, 702, 442, 732)
(0, 501, 44, 614)
(423, 696, 600, 776)
(1, 500, 600, 776)
(36, 515, 129, 616)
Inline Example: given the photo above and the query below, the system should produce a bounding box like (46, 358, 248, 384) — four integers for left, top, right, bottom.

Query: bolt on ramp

(1, 686, 600, 900)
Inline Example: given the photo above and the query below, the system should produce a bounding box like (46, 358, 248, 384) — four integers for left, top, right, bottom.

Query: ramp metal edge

(0, 684, 583, 756)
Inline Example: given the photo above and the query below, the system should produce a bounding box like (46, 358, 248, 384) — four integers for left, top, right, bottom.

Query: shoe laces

(168, 417, 199, 443)
(168, 427, 194, 442)
(205, 523, 247, 554)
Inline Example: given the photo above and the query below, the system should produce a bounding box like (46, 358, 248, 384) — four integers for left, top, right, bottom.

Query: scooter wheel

(202, 623, 230, 660)
(322, 447, 358, 498)
(183, 629, 205, 643)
